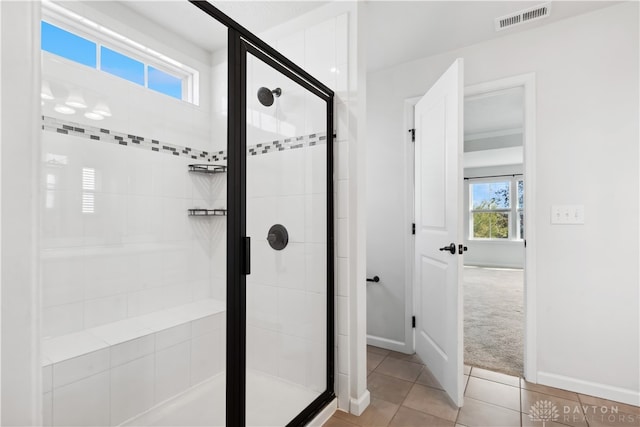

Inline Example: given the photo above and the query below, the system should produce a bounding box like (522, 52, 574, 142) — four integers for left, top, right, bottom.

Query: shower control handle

(266, 224, 288, 250)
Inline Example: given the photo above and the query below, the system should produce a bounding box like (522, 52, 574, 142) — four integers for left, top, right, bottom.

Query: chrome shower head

(257, 86, 281, 107)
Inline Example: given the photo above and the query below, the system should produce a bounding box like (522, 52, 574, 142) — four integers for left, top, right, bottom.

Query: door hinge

(524, 239, 527, 248)
(412, 316, 416, 328)
(412, 223, 415, 235)
(409, 128, 415, 142)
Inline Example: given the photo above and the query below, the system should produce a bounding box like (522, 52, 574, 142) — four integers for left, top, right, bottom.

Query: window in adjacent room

(469, 178, 524, 240)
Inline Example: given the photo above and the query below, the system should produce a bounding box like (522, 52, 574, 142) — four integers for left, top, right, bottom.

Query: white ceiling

(213, 1, 328, 34)
(465, 87, 523, 137)
(365, 1, 617, 72)
(122, 1, 328, 53)
(120, 2, 227, 52)
(122, 1, 617, 69)
(463, 88, 525, 166)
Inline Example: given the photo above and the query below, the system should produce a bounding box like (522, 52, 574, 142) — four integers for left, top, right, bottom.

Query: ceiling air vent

(495, 2, 551, 31)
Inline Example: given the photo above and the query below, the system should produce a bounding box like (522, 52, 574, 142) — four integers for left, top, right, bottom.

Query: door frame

(404, 72, 537, 382)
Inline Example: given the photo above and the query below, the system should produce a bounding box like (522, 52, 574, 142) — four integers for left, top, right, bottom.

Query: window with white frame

(469, 177, 524, 240)
(516, 179, 524, 239)
(40, 4, 198, 104)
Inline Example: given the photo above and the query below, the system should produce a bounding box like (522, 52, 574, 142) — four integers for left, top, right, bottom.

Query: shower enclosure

(39, 1, 334, 425)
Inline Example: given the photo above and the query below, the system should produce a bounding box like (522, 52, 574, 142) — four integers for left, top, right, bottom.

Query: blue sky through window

(41, 21, 96, 68)
(100, 46, 144, 86)
(472, 182, 510, 209)
(148, 66, 182, 100)
(42, 21, 188, 102)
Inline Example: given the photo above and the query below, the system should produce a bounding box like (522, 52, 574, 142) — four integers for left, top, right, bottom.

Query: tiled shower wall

(242, 13, 348, 394)
(40, 129, 225, 337)
(245, 140, 328, 392)
(40, 2, 227, 339)
(259, 8, 359, 411)
(41, 0, 353, 406)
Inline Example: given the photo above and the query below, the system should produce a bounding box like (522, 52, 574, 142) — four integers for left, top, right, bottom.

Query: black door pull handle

(243, 236, 251, 275)
(367, 276, 380, 283)
(439, 243, 456, 255)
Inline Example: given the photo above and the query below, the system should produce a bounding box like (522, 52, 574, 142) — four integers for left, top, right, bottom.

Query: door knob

(439, 243, 456, 255)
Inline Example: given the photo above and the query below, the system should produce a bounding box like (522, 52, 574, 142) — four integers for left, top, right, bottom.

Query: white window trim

(41, 1, 199, 105)
(468, 176, 524, 241)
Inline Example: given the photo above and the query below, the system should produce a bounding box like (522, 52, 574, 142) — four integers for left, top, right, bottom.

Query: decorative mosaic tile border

(42, 116, 225, 162)
(248, 132, 328, 156)
(42, 116, 328, 162)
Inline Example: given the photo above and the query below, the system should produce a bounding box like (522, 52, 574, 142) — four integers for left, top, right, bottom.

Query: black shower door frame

(189, 2, 335, 426)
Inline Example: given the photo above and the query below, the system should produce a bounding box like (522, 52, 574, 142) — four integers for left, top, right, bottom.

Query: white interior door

(414, 59, 464, 407)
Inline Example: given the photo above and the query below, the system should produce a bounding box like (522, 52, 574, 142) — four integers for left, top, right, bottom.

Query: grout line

(575, 394, 592, 426)
(108, 350, 112, 427)
(369, 368, 421, 387)
(519, 377, 523, 426)
(467, 375, 521, 390)
(454, 379, 462, 425)
(386, 396, 401, 427)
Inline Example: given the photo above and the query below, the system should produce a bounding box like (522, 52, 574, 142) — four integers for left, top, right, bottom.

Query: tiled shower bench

(42, 299, 226, 427)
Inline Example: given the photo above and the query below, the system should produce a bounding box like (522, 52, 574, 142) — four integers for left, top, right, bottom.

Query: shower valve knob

(266, 224, 288, 250)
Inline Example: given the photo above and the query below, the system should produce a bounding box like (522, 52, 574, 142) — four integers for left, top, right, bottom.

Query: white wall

(367, 2, 639, 405)
(0, 2, 42, 424)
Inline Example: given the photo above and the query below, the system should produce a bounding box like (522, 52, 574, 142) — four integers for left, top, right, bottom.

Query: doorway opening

(462, 86, 525, 377)
(402, 72, 537, 399)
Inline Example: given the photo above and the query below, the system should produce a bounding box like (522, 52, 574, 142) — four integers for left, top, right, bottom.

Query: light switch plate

(551, 205, 584, 224)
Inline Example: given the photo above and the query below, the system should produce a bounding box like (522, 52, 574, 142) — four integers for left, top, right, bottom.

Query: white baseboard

(366, 335, 412, 354)
(349, 390, 371, 416)
(537, 371, 640, 407)
(307, 398, 337, 426)
(464, 262, 524, 269)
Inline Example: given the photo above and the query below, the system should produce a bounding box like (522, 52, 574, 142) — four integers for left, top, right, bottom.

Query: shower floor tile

(123, 370, 320, 427)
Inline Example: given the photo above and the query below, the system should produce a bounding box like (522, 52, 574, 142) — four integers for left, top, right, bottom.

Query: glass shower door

(243, 46, 332, 426)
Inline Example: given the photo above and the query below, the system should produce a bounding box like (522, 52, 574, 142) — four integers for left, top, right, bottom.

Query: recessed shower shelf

(188, 164, 227, 174)
(188, 209, 227, 217)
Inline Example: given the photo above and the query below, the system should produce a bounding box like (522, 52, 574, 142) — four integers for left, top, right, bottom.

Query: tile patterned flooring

(323, 346, 640, 427)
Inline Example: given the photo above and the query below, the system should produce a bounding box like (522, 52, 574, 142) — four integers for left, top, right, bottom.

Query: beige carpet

(464, 266, 523, 376)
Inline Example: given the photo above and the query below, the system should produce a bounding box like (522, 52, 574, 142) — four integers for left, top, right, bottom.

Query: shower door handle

(242, 236, 251, 275)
